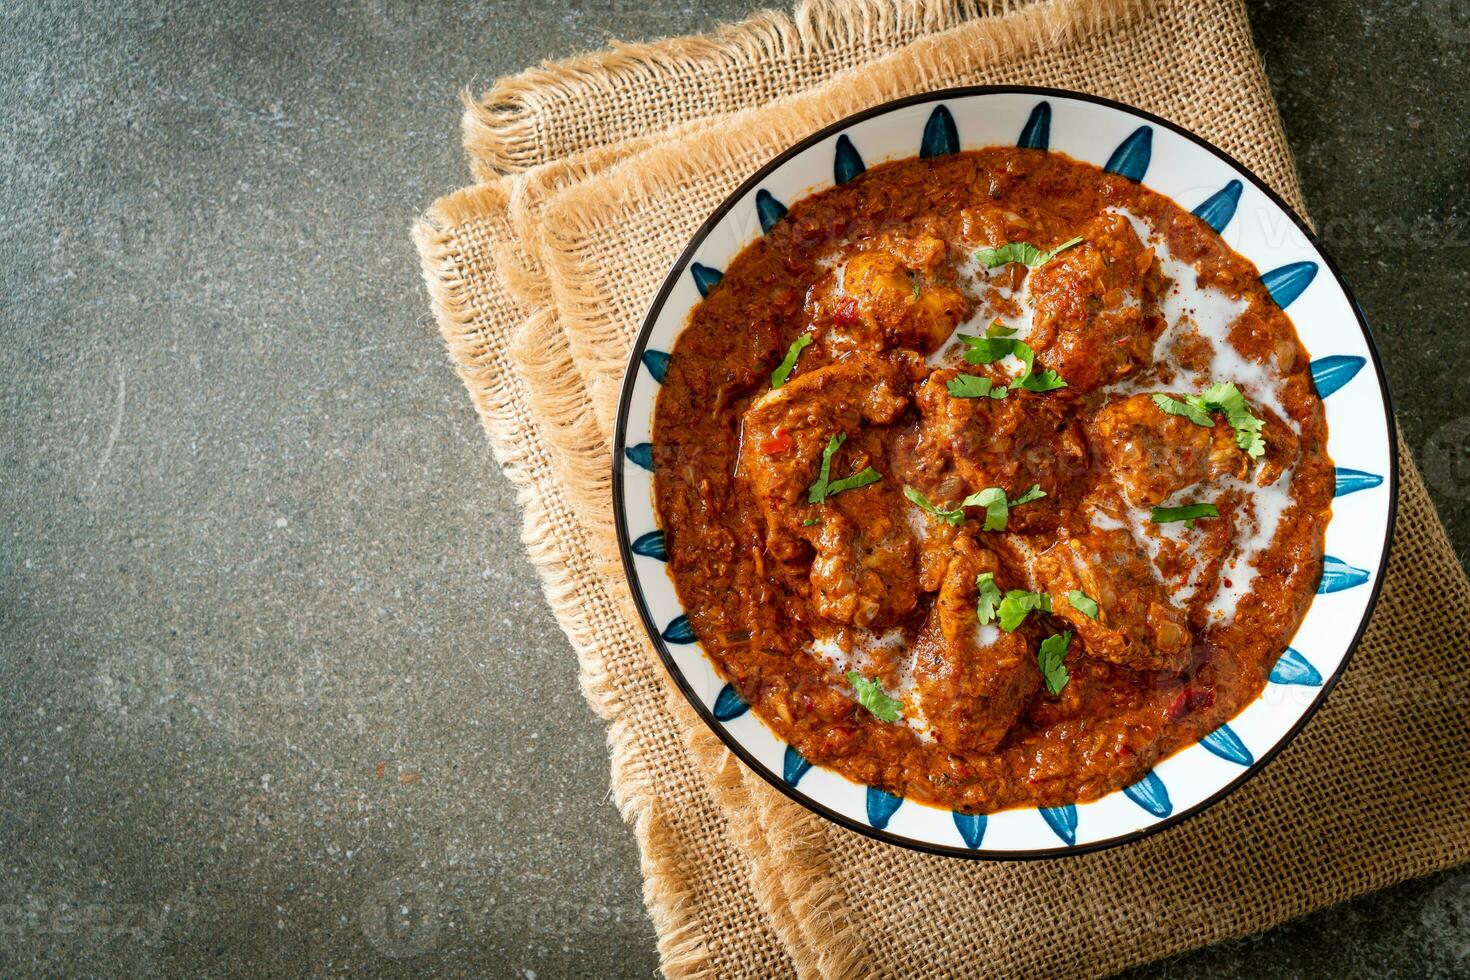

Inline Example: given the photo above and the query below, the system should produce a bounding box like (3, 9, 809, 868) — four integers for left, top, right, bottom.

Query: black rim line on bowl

(610, 84, 1399, 860)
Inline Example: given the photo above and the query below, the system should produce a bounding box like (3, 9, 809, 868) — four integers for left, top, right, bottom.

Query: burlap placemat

(416, 1, 1470, 975)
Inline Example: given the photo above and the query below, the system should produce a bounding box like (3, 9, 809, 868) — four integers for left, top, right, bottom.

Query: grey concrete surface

(0, 1, 1466, 977)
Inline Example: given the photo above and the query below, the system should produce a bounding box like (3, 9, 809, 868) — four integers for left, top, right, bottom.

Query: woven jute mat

(414, 1, 1470, 975)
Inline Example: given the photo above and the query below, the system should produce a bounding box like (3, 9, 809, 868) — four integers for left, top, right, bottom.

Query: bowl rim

(611, 84, 1399, 859)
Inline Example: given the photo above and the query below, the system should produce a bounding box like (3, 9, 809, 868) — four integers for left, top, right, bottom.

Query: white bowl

(613, 87, 1396, 857)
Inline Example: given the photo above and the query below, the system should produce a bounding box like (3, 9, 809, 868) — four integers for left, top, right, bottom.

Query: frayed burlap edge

(462, 0, 1047, 177)
(495, 151, 871, 977)
(505, 299, 870, 979)
(416, 193, 745, 979)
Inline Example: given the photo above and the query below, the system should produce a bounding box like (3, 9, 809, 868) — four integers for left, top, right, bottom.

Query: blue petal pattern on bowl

(623, 91, 1391, 856)
(690, 262, 723, 297)
(1104, 126, 1152, 181)
(1310, 355, 1366, 399)
(1334, 467, 1384, 498)
(920, 105, 959, 157)
(1122, 771, 1173, 818)
(1200, 724, 1254, 766)
(712, 683, 751, 721)
(867, 788, 904, 830)
(1319, 555, 1370, 593)
(1260, 261, 1319, 309)
(641, 350, 671, 384)
(630, 530, 667, 561)
(783, 745, 812, 787)
(1040, 805, 1078, 846)
(834, 135, 866, 184)
(953, 812, 988, 849)
(1191, 179, 1243, 233)
(1018, 102, 1051, 150)
(756, 190, 788, 234)
(624, 443, 654, 471)
(1270, 647, 1323, 686)
(661, 615, 697, 645)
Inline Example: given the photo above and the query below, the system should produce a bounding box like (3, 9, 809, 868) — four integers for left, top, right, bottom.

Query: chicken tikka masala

(651, 147, 1331, 814)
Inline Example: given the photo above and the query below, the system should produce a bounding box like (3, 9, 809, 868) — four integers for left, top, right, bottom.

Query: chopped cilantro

(971, 486, 1010, 531)
(1009, 484, 1046, 507)
(986, 320, 1017, 338)
(976, 572, 1002, 626)
(946, 374, 1009, 399)
(847, 671, 902, 723)
(1066, 590, 1099, 620)
(806, 434, 843, 503)
(957, 334, 1067, 393)
(770, 333, 813, 389)
(1151, 392, 1215, 427)
(807, 435, 882, 503)
(1202, 382, 1267, 458)
(903, 487, 965, 526)
(975, 484, 1047, 532)
(1037, 632, 1073, 695)
(975, 235, 1084, 270)
(1150, 502, 1220, 528)
(1019, 368, 1068, 393)
(1150, 382, 1266, 458)
(904, 484, 1044, 530)
(802, 517, 820, 527)
(826, 467, 883, 497)
(997, 590, 1053, 632)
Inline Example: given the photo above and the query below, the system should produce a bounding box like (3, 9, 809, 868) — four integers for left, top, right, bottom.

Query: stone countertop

(1, 1, 1466, 976)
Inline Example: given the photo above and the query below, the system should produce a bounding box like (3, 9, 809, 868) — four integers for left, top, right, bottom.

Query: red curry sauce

(651, 148, 1331, 814)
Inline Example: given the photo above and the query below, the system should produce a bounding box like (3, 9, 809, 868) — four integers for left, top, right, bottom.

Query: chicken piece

(825, 249, 968, 354)
(740, 353, 921, 627)
(807, 507, 921, 628)
(1090, 393, 1248, 507)
(909, 371, 1089, 532)
(1253, 403, 1301, 488)
(1034, 527, 1193, 674)
(959, 202, 1035, 249)
(1027, 212, 1169, 393)
(911, 536, 1039, 754)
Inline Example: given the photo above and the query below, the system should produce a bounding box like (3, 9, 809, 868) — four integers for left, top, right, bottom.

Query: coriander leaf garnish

(807, 434, 844, 503)
(1018, 368, 1068, 393)
(912, 280, 922, 299)
(1150, 382, 1266, 458)
(826, 467, 883, 497)
(1037, 632, 1072, 695)
(1201, 381, 1267, 458)
(1150, 502, 1220, 528)
(997, 589, 1053, 631)
(1151, 392, 1215, 427)
(975, 235, 1084, 270)
(976, 572, 1002, 626)
(802, 517, 821, 527)
(986, 320, 1017, 338)
(1008, 484, 1046, 507)
(971, 486, 1010, 531)
(957, 334, 1067, 393)
(1066, 590, 1099, 620)
(807, 433, 881, 502)
(903, 487, 965, 526)
(946, 374, 1009, 399)
(904, 484, 1045, 529)
(770, 333, 813, 389)
(847, 671, 902, 722)
(974, 484, 1047, 531)
(960, 334, 1031, 369)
